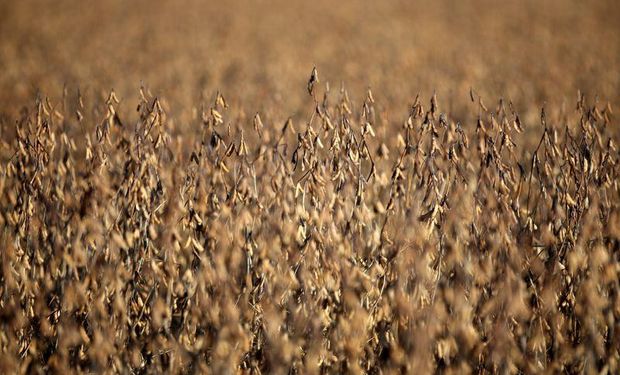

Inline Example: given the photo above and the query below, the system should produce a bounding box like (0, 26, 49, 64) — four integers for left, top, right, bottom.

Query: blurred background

(1, 0, 618, 124)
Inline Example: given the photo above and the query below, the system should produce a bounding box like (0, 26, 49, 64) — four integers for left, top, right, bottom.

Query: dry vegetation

(1, 0, 620, 374)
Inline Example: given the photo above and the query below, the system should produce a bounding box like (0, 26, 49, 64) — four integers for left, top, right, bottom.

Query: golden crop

(0, 0, 619, 373)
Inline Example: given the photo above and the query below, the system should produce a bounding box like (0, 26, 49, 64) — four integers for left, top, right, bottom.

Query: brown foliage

(0, 1, 619, 374)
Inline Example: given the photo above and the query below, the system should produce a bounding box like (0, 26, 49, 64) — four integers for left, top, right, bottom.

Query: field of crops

(1, 0, 619, 373)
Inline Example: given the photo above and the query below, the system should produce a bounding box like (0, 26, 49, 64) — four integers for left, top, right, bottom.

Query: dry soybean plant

(0, 67, 619, 374)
